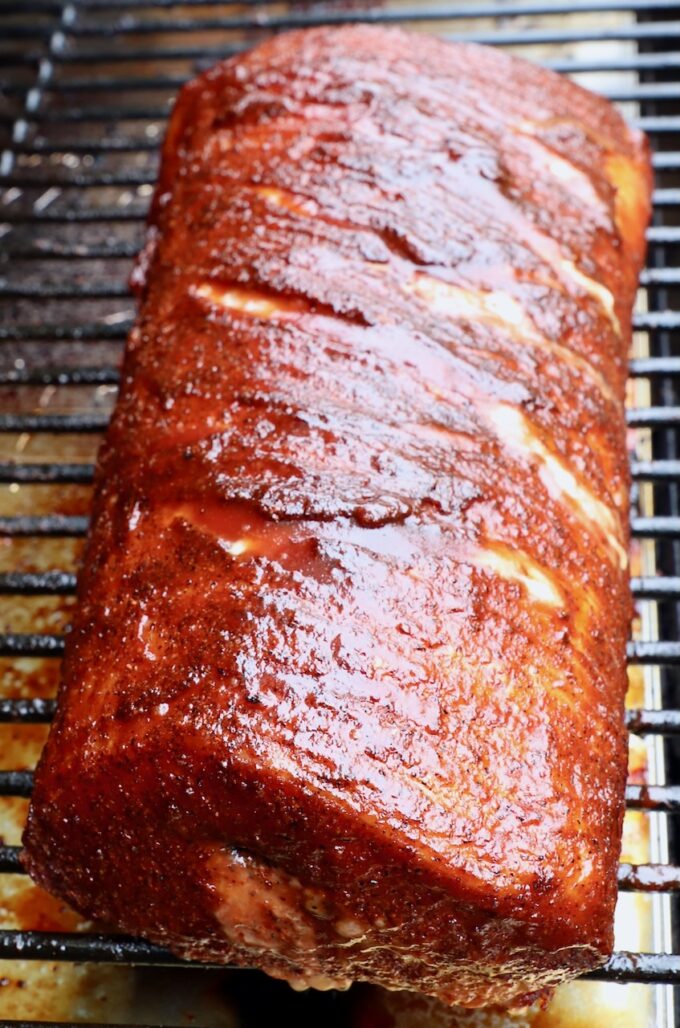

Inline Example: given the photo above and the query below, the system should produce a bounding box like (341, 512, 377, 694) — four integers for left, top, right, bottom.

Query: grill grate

(1, 0, 680, 1025)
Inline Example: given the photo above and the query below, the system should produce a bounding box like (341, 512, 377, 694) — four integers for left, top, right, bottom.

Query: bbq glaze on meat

(23, 26, 652, 1009)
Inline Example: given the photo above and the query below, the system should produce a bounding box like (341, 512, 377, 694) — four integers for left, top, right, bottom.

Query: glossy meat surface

(23, 26, 652, 1008)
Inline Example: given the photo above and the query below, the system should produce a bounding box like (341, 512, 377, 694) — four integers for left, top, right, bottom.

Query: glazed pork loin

(24, 26, 652, 1008)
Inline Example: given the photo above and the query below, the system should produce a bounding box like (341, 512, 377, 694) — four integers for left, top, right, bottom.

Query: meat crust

(23, 26, 652, 1008)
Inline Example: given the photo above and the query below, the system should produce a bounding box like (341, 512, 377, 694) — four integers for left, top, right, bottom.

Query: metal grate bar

(0, 699, 677, 733)
(54, 42, 244, 63)
(642, 267, 680, 284)
(1, 844, 679, 893)
(0, 699, 57, 724)
(0, 168, 156, 187)
(4, 206, 677, 233)
(7, 189, 680, 229)
(43, 22, 680, 63)
(0, 928, 666, 986)
(1, 242, 139, 259)
(9, 50, 680, 94)
(0, 414, 110, 432)
(1, 73, 190, 93)
(0, 190, 677, 221)
(0, 463, 96, 483)
(0, 514, 675, 538)
(47, 7, 680, 37)
(478, 54, 680, 74)
(13, 0, 680, 12)
(0, 772, 35, 797)
(0, 362, 668, 386)
(4, 87, 680, 130)
(0, 369, 119, 387)
(10, 233, 680, 261)
(625, 518, 680, 537)
(0, 210, 146, 225)
(0, 572, 76, 594)
(0, 107, 170, 125)
(0, 930, 205, 965)
(1, 50, 679, 89)
(632, 461, 680, 479)
(0, 456, 666, 485)
(0, 635, 66, 658)
(0, 635, 673, 663)
(0, 0, 64, 11)
(2, 776, 680, 806)
(586, 953, 680, 984)
(2, 173, 680, 200)
(652, 152, 680, 169)
(0, 322, 133, 341)
(0, 931, 659, 981)
(9, 138, 159, 154)
(38, 13, 680, 40)
(3, 84, 678, 111)
(0, 846, 22, 872)
(636, 116, 680, 132)
(642, 227, 680, 243)
(627, 710, 680, 734)
(3, 132, 674, 162)
(9, 692, 680, 732)
(1, 208, 674, 238)
(0, 316, 676, 343)
(627, 642, 680, 663)
(625, 408, 680, 427)
(626, 785, 680, 810)
(0, 409, 673, 433)
(0, 516, 88, 537)
(632, 313, 680, 331)
(0, 572, 674, 598)
(0, 281, 132, 299)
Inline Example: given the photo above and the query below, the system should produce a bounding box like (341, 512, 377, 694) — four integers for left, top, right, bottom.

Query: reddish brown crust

(23, 27, 652, 1008)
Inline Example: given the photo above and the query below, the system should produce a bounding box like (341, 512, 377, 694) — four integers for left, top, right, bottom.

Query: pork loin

(23, 26, 652, 1008)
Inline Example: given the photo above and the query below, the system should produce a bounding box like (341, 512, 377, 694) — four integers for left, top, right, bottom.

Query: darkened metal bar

(0, 699, 57, 724)
(0, 516, 88, 537)
(626, 407, 680, 427)
(632, 517, 680, 537)
(45, 21, 680, 65)
(0, 463, 96, 483)
(1, 699, 677, 733)
(0, 323, 132, 342)
(0, 571, 77, 594)
(0, 410, 671, 432)
(36, 0, 680, 13)
(627, 710, 680, 735)
(0, 369, 119, 386)
(0, 413, 110, 432)
(0, 635, 65, 658)
(632, 461, 680, 479)
(0, 772, 35, 797)
(627, 641, 680, 664)
(0, 514, 672, 538)
(0, 572, 673, 600)
(0, 846, 22, 873)
(585, 952, 680, 984)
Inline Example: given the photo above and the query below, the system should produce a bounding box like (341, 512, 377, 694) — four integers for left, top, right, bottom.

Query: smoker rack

(1, 0, 680, 1023)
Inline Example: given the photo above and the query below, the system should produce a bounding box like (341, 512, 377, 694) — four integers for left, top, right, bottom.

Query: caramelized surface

(23, 27, 652, 1009)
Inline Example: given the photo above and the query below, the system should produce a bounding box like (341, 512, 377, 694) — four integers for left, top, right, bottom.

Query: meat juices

(23, 26, 652, 1008)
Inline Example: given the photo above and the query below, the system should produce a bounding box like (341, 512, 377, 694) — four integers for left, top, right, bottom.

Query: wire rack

(1, 0, 680, 1026)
